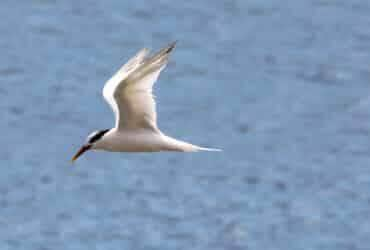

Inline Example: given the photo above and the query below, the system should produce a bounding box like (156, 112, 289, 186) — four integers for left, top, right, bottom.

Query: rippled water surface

(1, 1, 370, 249)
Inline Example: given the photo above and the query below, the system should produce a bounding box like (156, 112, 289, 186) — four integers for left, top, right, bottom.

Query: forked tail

(163, 135, 221, 152)
(196, 147, 222, 152)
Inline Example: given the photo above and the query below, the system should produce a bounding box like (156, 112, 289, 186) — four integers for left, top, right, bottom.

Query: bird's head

(71, 129, 110, 162)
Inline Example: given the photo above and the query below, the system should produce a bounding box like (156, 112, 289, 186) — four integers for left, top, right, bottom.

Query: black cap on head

(87, 129, 109, 144)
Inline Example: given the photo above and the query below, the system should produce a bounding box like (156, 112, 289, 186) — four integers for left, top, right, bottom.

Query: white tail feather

(163, 135, 221, 152)
(196, 147, 222, 152)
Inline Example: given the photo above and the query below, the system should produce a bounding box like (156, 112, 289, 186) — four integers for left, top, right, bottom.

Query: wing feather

(102, 42, 176, 130)
(102, 48, 150, 128)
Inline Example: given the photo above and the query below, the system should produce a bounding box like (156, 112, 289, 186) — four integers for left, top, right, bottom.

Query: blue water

(1, 1, 370, 249)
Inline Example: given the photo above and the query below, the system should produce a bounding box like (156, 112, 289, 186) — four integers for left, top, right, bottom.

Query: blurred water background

(1, 0, 370, 249)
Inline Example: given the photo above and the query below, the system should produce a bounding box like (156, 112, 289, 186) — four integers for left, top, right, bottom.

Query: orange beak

(71, 144, 91, 163)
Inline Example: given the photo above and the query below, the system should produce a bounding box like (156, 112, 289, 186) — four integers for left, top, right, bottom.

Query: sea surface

(1, 1, 370, 249)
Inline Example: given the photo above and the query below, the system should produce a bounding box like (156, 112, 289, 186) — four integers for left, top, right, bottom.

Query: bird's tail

(195, 146, 222, 152)
(163, 135, 221, 152)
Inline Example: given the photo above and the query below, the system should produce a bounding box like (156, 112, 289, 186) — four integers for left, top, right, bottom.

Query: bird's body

(72, 42, 220, 162)
(94, 128, 210, 153)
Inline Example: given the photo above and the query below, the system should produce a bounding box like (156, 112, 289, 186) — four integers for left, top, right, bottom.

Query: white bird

(72, 42, 220, 162)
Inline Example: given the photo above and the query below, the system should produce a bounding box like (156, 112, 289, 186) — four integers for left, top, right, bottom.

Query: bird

(71, 41, 220, 162)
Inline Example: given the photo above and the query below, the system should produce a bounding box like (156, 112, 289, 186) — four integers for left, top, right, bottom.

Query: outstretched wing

(103, 42, 176, 130)
(103, 47, 149, 128)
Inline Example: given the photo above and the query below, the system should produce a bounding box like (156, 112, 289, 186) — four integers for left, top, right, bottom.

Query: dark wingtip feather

(141, 41, 178, 67)
(166, 41, 177, 53)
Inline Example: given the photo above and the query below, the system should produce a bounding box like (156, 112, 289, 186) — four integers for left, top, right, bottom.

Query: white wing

(103, 42, 176, 131)
(103, 47, 149, 128)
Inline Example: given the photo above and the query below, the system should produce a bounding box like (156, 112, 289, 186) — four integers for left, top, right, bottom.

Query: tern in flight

(72, 42, 220, 162)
